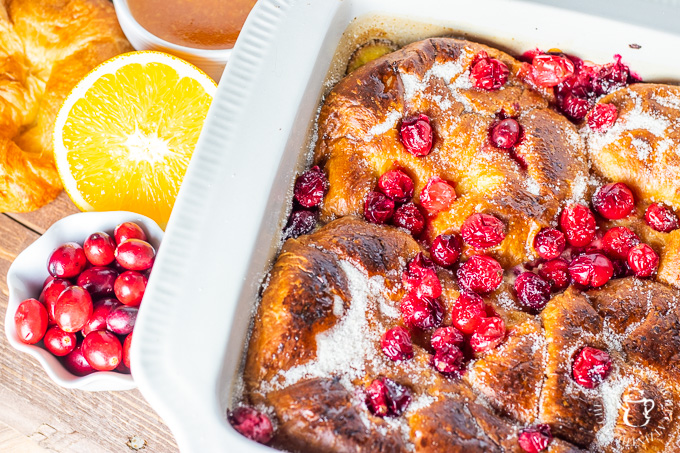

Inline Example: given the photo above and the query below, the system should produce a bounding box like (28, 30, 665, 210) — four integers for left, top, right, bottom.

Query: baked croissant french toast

(235, 37, 680, 452)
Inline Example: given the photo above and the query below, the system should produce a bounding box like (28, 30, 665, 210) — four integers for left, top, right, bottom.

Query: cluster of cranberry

(522, 181, 673, 314)
(469, 47, 637, 128)
(13, 222, 155, 375)
(366, 249, 507, 418)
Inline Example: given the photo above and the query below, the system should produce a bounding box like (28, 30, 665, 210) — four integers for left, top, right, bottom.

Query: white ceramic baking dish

(132, 0, 680, 451)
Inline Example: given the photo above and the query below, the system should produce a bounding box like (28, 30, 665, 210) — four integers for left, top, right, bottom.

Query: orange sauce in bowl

(128, 0, 257, 50)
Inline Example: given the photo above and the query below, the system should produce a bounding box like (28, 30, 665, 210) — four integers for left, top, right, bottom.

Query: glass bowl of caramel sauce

(113, 0, 257, 81)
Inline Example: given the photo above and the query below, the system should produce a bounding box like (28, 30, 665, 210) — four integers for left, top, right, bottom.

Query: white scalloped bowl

(4, 211, 164, 392)
(112, 0, 231, 81)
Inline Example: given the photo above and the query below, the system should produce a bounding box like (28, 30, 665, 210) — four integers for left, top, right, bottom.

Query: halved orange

(53, 51, 217, 227)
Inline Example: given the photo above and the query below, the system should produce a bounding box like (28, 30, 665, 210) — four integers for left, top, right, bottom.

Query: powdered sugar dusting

(631, 138, 652, 161)
(653, 93, 680, 111)
(525, 177, 540, 196)
(569, 173, 589, 204)
(399, 54, 469, 107)
(596, 375, 632, 448)
(366, 109, 402, 140)
(585, 91, 671, 157)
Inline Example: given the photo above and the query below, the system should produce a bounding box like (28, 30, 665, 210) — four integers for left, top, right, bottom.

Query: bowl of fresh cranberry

(4, 211, 163, 391)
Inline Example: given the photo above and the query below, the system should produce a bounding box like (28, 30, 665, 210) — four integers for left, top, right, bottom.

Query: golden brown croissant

(0, 0, 131, 212)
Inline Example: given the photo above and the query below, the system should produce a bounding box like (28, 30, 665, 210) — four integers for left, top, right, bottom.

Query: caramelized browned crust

(409, 384, 519, 453)
(245, 217, 422, 392)
(587, 278, 680, 381)
(268, 378, 407, 453)
(314, 37, 588, 268)
(469, 319, 544, 425)
(541, 289, 606, 447)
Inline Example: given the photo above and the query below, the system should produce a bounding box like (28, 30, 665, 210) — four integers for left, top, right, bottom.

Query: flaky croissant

(0, 0, 131, 212)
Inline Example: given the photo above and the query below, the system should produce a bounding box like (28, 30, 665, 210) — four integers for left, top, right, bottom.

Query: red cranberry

(283, 209, 317, 240)
(470, 51, 509, 91)
(228, 406, 274, 444)
(392, 203, 425, 236)
(538, 258, 570, 291)
(457, 255, 503, 294)
(115, 239, 156, 271)
(593, 182, 635, 220)
(123, 332, 133, 369)
(378, 170, 414, 203)
(431, 326, 464, 351)
(430, 234, 462, 267)
(399, 294, 443, 330)
(518, 424, 553, 453)
(645, 203, 679, 232)
(602, 226, 640, 260)
(470, 317, 506, 352)
(77, 266, 117, 298)
(568, 253, 613, 288)
(366, 378, 389, 417)
(294, 165, 328, 208)
(40, 278, 71, 322)
(82, 298, 120, 336)
(587, 104, 618, 132)
(402, 253, 442, 299)
(47, 242, 87, 278)
(431, 345, 465, 375)
(14, 299, 48, 344)
(559, 204, 596, 247)
(533, 228, 566, 260)
(461, 213, 505, 249)
(585, 230, 605, 254)
(531, 54, 575, 87)
(83, 232, 116, 266)
(399, 114, 433, 156)
(43, 326, 76, 356)
(612, 259, 632, 279)
(114, 222, 147, 245)
(114, 271, 148, 307)
(365, 377, 411, 417)
(514, 272, 551, 311)
(490, 119, 521, 149)
(63, 342, 95, 376)
(627, 243, 659, 278)
(43, 275, 55, 288)
(559, 94, 591, 121)
(381, 326, 414, 362)
(106, 305, 138, 335)
(54, 286, 93, 333)
(364, 191, 395, 224)
(451, 292, 487, 334)
(419, 177, 456, 213)
(82, 331, 123, 371)
(591, 55, 632, 96)
(572, 346, 612, 388)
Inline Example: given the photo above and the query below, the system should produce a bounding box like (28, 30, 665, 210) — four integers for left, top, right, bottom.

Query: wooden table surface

(0, 193, 179, 453)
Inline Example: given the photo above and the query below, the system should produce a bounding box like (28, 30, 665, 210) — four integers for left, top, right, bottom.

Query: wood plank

(0, 422, 51, 453)
(6, 192, 80, 235)
(0, 214, 179, 452)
